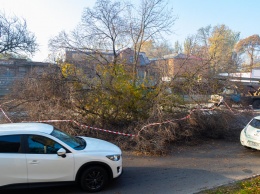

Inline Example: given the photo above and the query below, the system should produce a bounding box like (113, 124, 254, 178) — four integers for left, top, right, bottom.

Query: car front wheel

(80, 165, 108, 192)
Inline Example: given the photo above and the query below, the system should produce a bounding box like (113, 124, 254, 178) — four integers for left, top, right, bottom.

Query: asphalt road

(3, 139, 260, 194)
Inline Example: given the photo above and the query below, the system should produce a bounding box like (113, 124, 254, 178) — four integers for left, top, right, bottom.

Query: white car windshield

(249, 119, 260, 129)
(51, 128, 86, 150)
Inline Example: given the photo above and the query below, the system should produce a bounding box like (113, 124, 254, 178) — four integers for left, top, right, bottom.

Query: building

(65, 48, 150, 66)
(64, 48, 151, 79)
(149, 53, 208, 82)
(0, 58, 51, 96)
(65, 49, 209, 86)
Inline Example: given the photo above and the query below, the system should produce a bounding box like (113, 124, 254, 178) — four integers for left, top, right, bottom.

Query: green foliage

(209, 25, 239, 59)
(208, 25, 240, 73)
(60, 62, 77, 78)
(185, 24, 240, 74)
(201, 176, 260, 194)
(73, 64, 160, 126)
(237, 177, 260, 194)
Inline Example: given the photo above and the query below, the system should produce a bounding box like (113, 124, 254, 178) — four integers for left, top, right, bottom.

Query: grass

(200, 175, 260, 194)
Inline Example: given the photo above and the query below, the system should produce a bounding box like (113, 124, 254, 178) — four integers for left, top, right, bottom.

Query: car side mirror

(57, 148, 66, 158)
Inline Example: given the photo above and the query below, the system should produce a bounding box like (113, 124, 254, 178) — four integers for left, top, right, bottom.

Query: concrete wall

(0, 59, 50, 96)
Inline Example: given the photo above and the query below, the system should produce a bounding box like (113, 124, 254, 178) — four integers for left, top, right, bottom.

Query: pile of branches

(0, 66, 256, 156)
(116, 108, 254, 156)
(0, 97, 254, 156)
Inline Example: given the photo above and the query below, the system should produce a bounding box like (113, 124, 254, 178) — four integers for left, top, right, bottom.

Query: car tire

(80, 165, 108, 192)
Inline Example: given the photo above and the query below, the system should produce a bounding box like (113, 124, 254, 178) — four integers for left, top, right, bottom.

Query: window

(129, 56, 133, 63)
(51, 128, 85, 150)
(27, 135, 63, 154)
(0, 135, 21, 153)
(249, 119, 260, 129)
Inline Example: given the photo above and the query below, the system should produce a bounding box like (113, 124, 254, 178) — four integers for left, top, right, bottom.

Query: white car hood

(245, 125, 260, 140)
(79, 136, 121, 154)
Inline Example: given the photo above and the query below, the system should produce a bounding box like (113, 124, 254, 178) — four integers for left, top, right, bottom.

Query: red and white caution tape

(137, 106, 224, 136)
(0, 108, 12, 123)
(138, 113, 192, 136)
(24, 119, 137, 137)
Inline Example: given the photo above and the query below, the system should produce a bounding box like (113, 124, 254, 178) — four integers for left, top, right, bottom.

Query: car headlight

(106, 154, 121, 161)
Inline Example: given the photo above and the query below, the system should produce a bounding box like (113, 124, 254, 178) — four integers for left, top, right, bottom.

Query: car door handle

(29, 160, 39, 164)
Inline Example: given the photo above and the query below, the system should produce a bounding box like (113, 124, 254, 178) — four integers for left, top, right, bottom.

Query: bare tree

(49, 0, 128, 65)
(173, 41, 182, 54)
(140, 40, 174, 58)
(197, 25, 211, 49)
(0, 12, 38, 56)
(127, 0, 177, 83)
(49, 0, 177, 75)
(184, 35, 196, 56)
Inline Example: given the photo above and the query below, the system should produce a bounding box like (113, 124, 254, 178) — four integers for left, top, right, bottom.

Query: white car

(0, 122, 122, 192)
(240, 116, 260, 150)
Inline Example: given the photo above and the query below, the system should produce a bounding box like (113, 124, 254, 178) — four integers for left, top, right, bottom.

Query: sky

(0, 0, 259, 62)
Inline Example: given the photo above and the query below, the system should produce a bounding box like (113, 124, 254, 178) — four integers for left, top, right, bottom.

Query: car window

(51, 128, 85, 150)
(0, 135, 21, 153)
(27, 135, 63, 154)
(249, 119, 260, 129)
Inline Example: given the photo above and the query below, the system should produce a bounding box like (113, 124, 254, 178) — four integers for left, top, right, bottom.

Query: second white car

(240, 116, 260, 150)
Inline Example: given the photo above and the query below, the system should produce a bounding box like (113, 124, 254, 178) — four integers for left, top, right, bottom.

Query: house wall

(172, 58, 208, 77)
(66, 50, 114, 65)
(0, 59, 50, 96)
(118, 48, 149, 66)
(118, 48, 133, 65)
(150, 56, 208, 81)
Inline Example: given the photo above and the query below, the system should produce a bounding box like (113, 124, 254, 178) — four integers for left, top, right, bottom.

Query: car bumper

(111, 158, 123, 179)
(114, 168, 123, 180)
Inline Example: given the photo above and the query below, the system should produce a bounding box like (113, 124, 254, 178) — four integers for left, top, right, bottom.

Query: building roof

(66, 48, 151, 65)
(0, 59, 51, 67)
(162, 53, 201, 60)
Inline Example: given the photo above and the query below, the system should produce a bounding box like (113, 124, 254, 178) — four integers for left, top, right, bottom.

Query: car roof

(0, 122, 54, 135)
